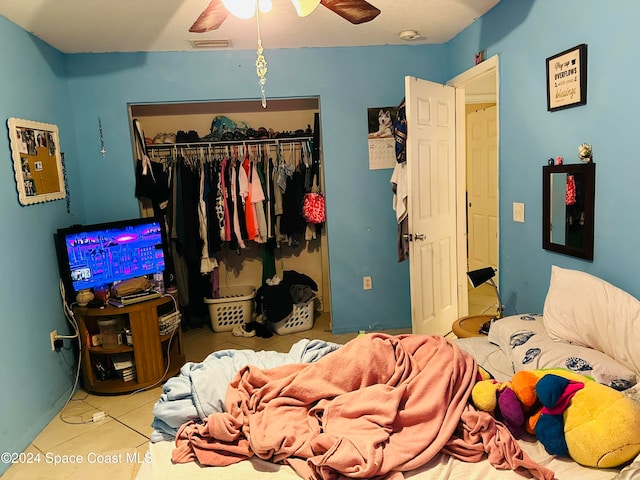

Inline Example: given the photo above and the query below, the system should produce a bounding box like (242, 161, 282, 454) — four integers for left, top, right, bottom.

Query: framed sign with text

(546, 44, 587, 112)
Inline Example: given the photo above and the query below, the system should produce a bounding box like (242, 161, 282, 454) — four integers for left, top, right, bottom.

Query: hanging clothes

(310, 112, 321, 188)
(199, 158, 219, 274)
(394, 98, 407, 164)
(250, 150, 268, 243)
(205, 160, 222, 256)
(280, 169, 307, 241)
(176, 154, 209, 323)
(392, 97, 409, 263)
(242, 152, 259, 241)
(229, 156, 249, 249)
(214, 159, 226, 244)
(222, 157, 239, 250)
(148, 138, 324, 325)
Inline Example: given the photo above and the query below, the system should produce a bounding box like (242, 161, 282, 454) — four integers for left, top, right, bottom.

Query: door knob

(403, 233, 426, 241)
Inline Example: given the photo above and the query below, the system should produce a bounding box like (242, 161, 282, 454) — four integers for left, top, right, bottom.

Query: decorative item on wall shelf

(546, 43, 587, 112)
(578, 143, 593, 163)
(7, 117, 66, 206)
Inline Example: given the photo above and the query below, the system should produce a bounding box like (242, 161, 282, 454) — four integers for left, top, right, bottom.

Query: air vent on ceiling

(189, 39, 231, 49)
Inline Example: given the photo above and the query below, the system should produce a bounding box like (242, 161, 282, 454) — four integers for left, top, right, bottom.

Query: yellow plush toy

(472, 368, 640, 468)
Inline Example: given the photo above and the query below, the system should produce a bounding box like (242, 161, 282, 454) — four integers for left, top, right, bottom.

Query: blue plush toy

(535, 374, 583, 457)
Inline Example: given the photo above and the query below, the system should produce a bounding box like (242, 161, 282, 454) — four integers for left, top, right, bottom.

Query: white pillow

(543, 265, 640, 375)
(488, 314, 637, 390)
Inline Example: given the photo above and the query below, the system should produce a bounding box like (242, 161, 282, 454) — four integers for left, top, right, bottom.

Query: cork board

(8, 118, 66, 206)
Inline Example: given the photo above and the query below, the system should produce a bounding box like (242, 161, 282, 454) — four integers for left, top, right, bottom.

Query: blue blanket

(151, 338, 341, 442)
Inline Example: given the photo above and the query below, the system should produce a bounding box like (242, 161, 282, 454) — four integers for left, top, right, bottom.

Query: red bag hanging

(566, 174, 576, 205)
(302, 192, 326, 224)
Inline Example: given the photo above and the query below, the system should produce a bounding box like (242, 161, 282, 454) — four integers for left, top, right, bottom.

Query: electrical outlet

(363, 276, 372, 290)
(50, 330, 58, 351)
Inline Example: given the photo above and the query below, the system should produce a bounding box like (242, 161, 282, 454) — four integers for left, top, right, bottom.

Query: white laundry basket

(271, 297, 315, 335)
(204, 286, 256, 332)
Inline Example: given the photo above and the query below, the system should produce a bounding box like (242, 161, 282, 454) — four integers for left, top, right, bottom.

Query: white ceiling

(0, 0, 500, 53)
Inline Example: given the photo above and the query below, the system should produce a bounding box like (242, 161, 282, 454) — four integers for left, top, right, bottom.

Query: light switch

(513, 202, 525, 223)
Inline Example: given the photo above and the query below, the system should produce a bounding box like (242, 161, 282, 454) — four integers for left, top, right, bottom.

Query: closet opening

(128, 97, 331, 332)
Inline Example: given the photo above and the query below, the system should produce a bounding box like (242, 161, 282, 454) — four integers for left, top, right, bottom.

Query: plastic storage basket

(204, 286, 256, 332)
(271, 297, 315, 335)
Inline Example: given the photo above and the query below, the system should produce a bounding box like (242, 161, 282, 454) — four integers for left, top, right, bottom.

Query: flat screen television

(54, 217, 168, 302)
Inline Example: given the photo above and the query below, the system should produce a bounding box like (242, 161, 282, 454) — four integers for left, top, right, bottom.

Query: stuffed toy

(472, 368, 640, 468)
(470, 376, 529, 439)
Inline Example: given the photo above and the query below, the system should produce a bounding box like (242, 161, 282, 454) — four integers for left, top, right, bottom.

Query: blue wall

(448, 0, 640, 314)
(63, 46, 449, 335)
(3, 0, 640, 473)
(0, 17, 82, 472)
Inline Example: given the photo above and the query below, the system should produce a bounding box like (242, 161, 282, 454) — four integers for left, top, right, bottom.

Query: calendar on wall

(368, 138, 395, 170)
(366, 106, 398, 170)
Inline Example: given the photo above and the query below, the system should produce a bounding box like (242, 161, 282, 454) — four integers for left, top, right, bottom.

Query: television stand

(74, 295, 184, 394)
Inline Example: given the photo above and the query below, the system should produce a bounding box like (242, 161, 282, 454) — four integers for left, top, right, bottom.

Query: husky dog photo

(367, 106, 397, 138)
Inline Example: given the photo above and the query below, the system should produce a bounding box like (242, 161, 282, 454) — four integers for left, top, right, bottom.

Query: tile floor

(3, 291, 496, 480)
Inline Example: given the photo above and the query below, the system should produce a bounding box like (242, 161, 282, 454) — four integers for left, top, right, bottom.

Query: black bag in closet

(133, 119, 170, 204)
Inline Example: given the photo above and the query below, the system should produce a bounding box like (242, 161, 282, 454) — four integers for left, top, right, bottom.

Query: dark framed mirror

(542, 162, 595, 260)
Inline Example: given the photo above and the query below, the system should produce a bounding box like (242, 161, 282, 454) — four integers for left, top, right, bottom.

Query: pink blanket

(173, 334, 554, 480)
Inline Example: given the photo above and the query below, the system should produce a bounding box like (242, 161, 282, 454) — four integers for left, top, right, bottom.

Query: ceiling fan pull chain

(255, 4, 268, 108)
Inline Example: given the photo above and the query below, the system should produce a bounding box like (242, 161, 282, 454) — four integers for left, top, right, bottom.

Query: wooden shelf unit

(74, 295, 184, 394)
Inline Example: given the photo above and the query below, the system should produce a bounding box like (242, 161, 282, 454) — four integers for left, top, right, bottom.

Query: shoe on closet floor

(232, 324, 256, 337)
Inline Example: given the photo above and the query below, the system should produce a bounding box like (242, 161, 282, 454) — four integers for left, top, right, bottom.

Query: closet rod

(147, 136, 313, 151)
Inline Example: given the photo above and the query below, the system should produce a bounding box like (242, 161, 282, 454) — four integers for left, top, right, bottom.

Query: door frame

(447, 55, 500, 318)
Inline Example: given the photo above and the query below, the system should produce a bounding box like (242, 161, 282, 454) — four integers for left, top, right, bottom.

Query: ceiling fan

(189, 0, 381, 33)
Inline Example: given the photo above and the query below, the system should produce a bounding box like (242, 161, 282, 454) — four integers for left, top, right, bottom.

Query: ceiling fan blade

(320, 0, 380, 24)
(189, 0, 231, 33)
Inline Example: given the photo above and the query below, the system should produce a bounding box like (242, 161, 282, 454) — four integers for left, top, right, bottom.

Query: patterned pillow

(488, 314, 637, 390)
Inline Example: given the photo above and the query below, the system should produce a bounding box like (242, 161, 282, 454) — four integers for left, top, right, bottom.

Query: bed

(136, 266, 640, 480)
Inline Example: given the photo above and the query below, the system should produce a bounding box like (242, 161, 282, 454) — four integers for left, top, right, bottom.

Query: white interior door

(466, 106, 498, 272)
(406, 76, 459, 335)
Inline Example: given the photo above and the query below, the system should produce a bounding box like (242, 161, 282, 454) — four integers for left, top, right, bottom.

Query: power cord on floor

(57, 279, 109, 425)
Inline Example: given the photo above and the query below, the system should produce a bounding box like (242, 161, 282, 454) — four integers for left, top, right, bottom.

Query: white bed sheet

(135, 336, 630, 480)
(137, 437, 622, 480)
(453, 336, 514, 383)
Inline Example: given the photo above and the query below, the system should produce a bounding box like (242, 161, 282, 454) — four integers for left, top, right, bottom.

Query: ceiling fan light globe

(258, 0, 272, 13)
(291, 0, 321, 17)
(221, 0, 256, 19)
